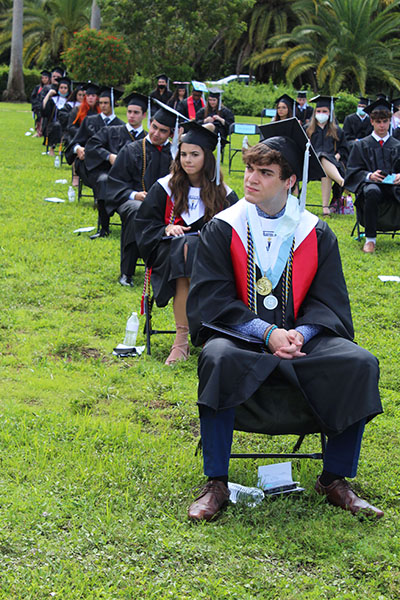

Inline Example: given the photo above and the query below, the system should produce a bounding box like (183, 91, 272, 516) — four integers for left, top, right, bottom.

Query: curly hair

(169, 146, 228, 222)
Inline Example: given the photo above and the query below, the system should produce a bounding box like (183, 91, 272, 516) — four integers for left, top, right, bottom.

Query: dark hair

(370, 109, 391, 120)
(274, 101, 293, 121)
(242, 144, 294, 180)
(169, 146, 228, 221)
(204, 97, 224, 119)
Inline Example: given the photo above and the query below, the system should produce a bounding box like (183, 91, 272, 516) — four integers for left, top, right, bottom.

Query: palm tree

(3, 0, 25, 101)
(251, 0, 400, 94)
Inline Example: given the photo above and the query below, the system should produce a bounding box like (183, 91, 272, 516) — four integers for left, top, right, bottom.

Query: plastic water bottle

(242, 135, 249, 150)
(54, 155, 60, 168)
(67, 186, 76, 202)
(228, 482, 264, 507)
(123, 312, 139, 346)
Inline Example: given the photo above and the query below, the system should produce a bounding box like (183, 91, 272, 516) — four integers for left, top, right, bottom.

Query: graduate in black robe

(195, 89, 234, 139)
(149, 74, 172, 114)
(306, 95, 349, 216)
(295, 91, 313, 127)
(31, 70, 50, 136)
(135, 122, 239, 364)
(84, 92, 148, 238)
(343, 97, 373, 147)
(186, 118, 383, 522)
(41, 76, 72, 153)
(64, 86, 124, 187)
(106, 105, 178, 285)
(344, 98, 400, 252)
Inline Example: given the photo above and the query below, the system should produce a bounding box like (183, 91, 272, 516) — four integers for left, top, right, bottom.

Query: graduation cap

(191, 80, 208, 93)
(275, 93, 296, 116)
(123, 91, 148, 112)
(173, 81, 189, 89)
(309, 95, 338, 122)
(72, 81, 85, 90)
(358, 96, 369, 106)
(296, 90, 308, 99)
(41, 69, 51, 78)
(99, 86, 123, 102)
(208, 87, 223, 110)
(391, 97, 400, 111)
(83, 82, 100, 95)
(58, 76, 71, 88)
(181, 121, 223, 185)
(376, 92, 388, 101)
(364, 98, 392, 115)
(153, 99, 189, 158)
(156, 73, 169, 83)
(259, 117, 325, 211)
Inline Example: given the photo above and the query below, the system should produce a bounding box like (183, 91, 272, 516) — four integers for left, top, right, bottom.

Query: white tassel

(171, 116, 179, 159)
(216, 134, 221, 185)
(147, 97, 151, 131)
(299, 140, 310, 213)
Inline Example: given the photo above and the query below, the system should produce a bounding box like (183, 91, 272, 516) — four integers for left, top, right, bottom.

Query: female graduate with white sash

(135, 122, 238, 365)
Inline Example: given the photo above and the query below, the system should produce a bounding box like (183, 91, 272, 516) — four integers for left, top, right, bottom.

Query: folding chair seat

(228, 122, 261, 174)
(141, 267, 175, 355)
(231, 371, 326, 461)
(351, 191, 400, 240)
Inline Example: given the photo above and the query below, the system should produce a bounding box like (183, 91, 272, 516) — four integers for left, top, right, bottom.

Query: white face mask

(357, 106, 366, 116)
(316, 113, 329, 124)
(275, 193, 300, 240)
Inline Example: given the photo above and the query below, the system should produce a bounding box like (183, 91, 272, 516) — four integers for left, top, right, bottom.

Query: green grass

(0, 103, 399, 599)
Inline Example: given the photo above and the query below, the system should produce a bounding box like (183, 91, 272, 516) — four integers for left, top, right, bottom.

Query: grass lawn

(0, 103, 399, 599)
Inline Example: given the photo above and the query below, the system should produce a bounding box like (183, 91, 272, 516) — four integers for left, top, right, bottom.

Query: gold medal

(255, 276, 272, 296)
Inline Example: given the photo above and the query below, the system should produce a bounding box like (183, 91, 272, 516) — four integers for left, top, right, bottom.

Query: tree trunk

(3, 0, 26, 102)
(90, 0, 101, 30)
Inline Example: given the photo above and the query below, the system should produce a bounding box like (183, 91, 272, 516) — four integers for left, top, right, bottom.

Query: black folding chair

(141, 267, 176, 355)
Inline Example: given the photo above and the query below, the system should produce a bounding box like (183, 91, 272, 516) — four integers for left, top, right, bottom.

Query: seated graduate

(58, 83, 86, 140)
(345, 98, 400, 253)
(295, 90, 313, 127)
(306, 95, 349, 216)
(272, 94, 295, 122)
(41, 76, 72, 156)
(195, 88, 234, 139)
(186, 117, 383, 522)
(391, 97, 400, 138)
(84, 92, 148, 239)
(135, 122, 239, 365)
(149, 74, 173, 113)
(31, 69, 51, 137)
(177, 81, 206, 120)
(106, 103, 181, 286)
(65, 86, 124, 188)
(168, 82, 188, 110)
(343, 96, 373, 148)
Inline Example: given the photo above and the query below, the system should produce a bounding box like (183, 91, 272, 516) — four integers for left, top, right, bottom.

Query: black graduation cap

(296, 90, 308, 99)
(83, 82, 100, 95)
(123, 92, 148, 111)
(98, 86, 124, 102)
(358, 96, 369, 106)
(156, 73, 169, 83)
(276, 93, 294, 107)
(364, 98, 392, 115)
(309, 95, 338, 108)
(58, 76, 71, 88)
(259, 117, 325, 181)
(391, 97, 400, 110)
(153, 102, 186, 129)
(181, 121, 219, 150)
(173, 81, 189, 88)
(41, 69, 51, 78)
(376, 92, 387, 100)
(52, 66, 64, 77)
(208, 87, 223, 99)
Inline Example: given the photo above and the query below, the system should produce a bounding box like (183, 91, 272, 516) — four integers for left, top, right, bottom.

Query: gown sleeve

(134, 182, 168, 265)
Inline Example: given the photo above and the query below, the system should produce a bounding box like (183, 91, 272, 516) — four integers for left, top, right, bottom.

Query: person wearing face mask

(306, 96, 349, 216)
(343, 97, 373, 148)
(149, 74, 173, 112)
(41, 76, 72, 156)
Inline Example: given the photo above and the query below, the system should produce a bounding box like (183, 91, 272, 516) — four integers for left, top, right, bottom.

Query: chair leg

(292, 434, 306, 453)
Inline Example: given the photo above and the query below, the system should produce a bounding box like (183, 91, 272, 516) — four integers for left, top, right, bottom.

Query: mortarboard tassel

(216, 133, 221, 186)
(147, 97, 151, 131)
(330, 96, 334, 122)
(171, 115, 180, 159)
(299, 140, 311, 213)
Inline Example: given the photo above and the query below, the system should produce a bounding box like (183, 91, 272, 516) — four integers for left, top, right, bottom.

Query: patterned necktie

(104, 117, 110, 125)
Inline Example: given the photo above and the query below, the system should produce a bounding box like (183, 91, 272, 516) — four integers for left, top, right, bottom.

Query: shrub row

(0, 65, 41, 101)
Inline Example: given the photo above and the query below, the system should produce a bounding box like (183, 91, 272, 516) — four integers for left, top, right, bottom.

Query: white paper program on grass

(73, 226, 96, 233)
(258, 461, 304, 495)
(44, 197, 65, 203)
(378, 275, 400, 282)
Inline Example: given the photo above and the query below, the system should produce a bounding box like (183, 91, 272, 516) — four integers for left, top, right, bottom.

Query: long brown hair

(306, 111, 339, 141)
(204, 99, 224, 119)
(73, 95, 100, 125)
(169, 146, 228, 221)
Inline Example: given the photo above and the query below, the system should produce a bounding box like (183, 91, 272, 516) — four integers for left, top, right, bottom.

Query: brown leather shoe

(188, 480, 230, 522)
(362, 241, 376, 253)
(315, 477, 383, 519)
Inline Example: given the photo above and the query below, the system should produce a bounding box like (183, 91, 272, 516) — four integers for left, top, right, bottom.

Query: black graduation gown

(84, 125, 145, 198)
(135, 176, 239, 306)
(42, 96, 67, 146)
(149, 88, 173, 114)
(344, 135, 400, 228)
(177, 98, 204, 120)
(65, 114, 124, 165)
(195, 106, 235, 139)
(343, 113, 373, 144)
(295, 105, 313, 126)
(306, 123, 349, 175)
(187, 201, 382, 436)
(106, 139, 173, 216)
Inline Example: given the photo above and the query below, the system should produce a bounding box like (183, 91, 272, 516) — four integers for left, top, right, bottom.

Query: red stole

(164, 196, 185, 226)
(187, 96, 205, 120)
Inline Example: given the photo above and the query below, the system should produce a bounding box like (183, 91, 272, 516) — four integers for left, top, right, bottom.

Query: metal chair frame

(142, 268, 176, 355)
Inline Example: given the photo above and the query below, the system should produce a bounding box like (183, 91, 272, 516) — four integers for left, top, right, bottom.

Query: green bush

(221, 80, 306, 117)
(62, 28, 131, 86)
(335, 91, 359, 122)
(0, 65, 42, 101)
(123, 73, 153, 96)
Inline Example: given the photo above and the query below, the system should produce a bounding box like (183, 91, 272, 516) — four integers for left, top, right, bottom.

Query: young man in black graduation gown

(343, 97, 373, 148)
(84, 92, 147, 238)
(149, 74, 172, 113)
(345, 98, 400, 253)
(177, 82, 205, 120)
(295, 91, 313, 127)
(65, 86, 124, 187)
(106, 105, 178, 286)
(186, 117, 383, 522)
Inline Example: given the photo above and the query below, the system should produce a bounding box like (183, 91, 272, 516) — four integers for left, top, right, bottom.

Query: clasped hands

(370, 170, 400, 184)
(267, 328, 305, 360)
(165, 224, 191, 237)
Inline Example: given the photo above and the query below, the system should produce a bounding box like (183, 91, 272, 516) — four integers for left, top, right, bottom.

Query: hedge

(0, 65, 42, 101)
